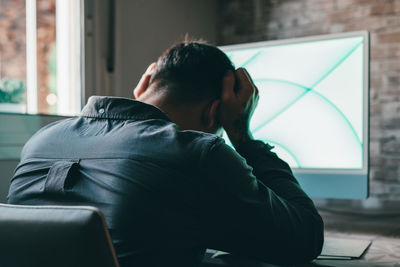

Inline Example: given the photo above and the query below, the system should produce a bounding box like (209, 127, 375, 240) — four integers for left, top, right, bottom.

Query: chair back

(0, 204, 119, 267)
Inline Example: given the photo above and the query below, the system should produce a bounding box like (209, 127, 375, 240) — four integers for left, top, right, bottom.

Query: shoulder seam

(199, 135, 224, 166)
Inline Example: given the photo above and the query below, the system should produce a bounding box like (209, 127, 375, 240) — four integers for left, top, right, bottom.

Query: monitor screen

(220, 31, 369, 199)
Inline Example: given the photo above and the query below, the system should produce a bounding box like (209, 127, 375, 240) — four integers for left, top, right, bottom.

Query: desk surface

(202, 208, 400, 267)
(311, 209, 400, 267)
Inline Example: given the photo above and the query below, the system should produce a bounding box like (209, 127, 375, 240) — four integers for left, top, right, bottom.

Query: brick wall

(218, 0, 400, 200)
(0, 0, 26, 81)
(0, 0, 56, 113)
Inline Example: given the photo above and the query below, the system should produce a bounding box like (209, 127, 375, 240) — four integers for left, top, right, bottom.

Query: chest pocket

(44, 160, 80, 194)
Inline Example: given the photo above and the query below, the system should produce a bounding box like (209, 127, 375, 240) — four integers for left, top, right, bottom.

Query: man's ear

(133, 63, 156, 99)
(202, 99, 221, 132)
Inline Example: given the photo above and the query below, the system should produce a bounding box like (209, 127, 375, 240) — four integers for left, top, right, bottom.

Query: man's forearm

(237, 140, 311, 203)
(202, 138, 324, 264)
(235, 139, 324, 261)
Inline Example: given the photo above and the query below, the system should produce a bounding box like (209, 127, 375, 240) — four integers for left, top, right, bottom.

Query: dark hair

(149, 40, 235, 105)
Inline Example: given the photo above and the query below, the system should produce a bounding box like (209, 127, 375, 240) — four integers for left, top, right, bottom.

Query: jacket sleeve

(200, 139, 324, 265)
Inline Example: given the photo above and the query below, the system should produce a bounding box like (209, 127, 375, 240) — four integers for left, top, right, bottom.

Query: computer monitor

(220, 31, 369, 199)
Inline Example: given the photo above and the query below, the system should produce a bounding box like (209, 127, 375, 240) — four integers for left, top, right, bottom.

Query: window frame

(23, 0, 85, 115)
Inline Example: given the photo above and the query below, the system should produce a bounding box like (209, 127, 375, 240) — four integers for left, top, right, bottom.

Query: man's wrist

(227, 132, 254, 150)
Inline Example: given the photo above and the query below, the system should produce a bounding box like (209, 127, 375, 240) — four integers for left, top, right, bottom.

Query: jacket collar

(80, 96, 171, 121)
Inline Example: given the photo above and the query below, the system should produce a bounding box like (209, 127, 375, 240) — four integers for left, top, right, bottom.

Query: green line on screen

(250, 42, 364, 147)
(254, 78, 310, 90)
(241, 50, 263, 68)
(262, 139, 301, 167)
(251, 78, 362, 145)
(252, 89, 310, 133)
(310, 41, 363, 88)
(310, 90, 362, 145)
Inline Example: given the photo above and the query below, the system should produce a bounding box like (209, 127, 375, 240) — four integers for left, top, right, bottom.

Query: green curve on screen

(240, 50, 263, 67)
(247, 41, 364, 146)
(262, 139, 301, 167)
(310, 89, 362, 145)
(251, 78, 362, 145)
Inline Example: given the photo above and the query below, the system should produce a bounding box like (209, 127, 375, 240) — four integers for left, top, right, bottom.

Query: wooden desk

(202, 206, 400, 267)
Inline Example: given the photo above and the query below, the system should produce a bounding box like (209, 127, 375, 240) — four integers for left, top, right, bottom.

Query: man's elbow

(276, 214, 324, 264)
(296, 214, 324, 263)
(255, 214, 324, 265)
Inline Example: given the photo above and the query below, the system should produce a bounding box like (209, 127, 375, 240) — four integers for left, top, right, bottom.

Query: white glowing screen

(221, 36, 365, 169)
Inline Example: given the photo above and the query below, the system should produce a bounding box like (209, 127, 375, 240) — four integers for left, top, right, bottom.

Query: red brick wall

(0, 0, 56, 113)
(0, 0, 26, 81)
(218, 0, 400, 199)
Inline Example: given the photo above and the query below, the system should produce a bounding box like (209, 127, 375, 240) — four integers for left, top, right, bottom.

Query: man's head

(134, 40, 235, 134)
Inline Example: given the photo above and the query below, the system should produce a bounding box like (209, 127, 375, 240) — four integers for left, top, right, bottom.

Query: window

(0, 0, 83, 116)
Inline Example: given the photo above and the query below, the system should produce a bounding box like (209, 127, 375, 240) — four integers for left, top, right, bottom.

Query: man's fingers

(242, 68, 256, 86)
(242, 68, 258, 98)
(235, 68, 255, 100)
(222, 70, 235, 101)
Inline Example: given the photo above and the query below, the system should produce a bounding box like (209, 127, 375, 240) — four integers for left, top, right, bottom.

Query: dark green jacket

(8, 96, 323, 267)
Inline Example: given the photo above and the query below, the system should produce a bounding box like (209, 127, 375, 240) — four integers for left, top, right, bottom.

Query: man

(8, 41, 323, 267)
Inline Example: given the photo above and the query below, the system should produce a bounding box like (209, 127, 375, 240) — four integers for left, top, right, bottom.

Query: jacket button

(99, 108, 105, 114)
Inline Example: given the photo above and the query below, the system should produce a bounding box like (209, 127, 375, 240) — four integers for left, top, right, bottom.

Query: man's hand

(220, 68, 259, 149)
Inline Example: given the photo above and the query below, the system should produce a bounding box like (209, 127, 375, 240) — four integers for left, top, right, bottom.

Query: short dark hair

(149, 40, 235, 105)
